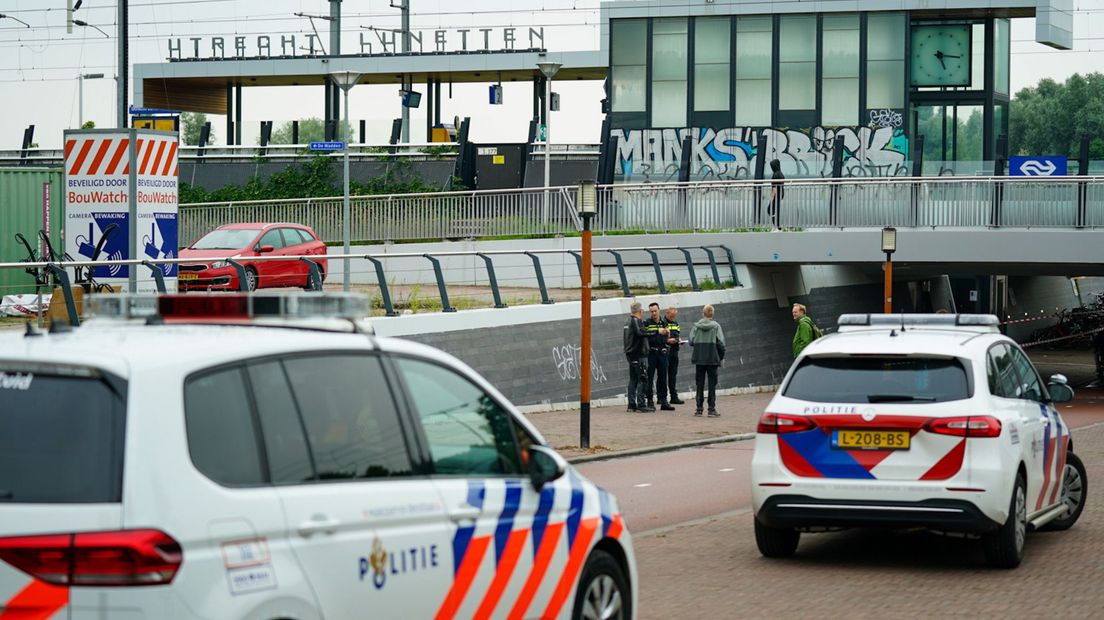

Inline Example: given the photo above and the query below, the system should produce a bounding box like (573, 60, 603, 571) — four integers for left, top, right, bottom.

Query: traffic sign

(309, 141, 346, 151)
(1010, 155, 1067, 177)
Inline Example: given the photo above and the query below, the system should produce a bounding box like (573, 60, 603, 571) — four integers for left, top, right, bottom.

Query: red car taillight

(0, 529, 182, 587)
(757, 412, 816, 434)
(924, 416, 1002, 438)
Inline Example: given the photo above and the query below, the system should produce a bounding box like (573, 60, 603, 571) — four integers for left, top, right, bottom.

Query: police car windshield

(784, 357, 970, 404)
(0, 367, 125, 503)
(190, 228, 261, 250)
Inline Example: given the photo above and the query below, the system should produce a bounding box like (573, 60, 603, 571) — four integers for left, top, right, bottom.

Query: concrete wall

(370, 264, 881, 408)
(180, 160, 457, 192)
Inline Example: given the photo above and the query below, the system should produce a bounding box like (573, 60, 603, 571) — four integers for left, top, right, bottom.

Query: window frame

(1006, 344, 1050, 404)
(986, 342, 1025, 400)
(257, 228, 285, 250)
(385, 352, 528, 479)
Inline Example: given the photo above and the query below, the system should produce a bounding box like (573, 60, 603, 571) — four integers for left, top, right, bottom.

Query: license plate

(832, 429, 910, 450)
(179, 273, 199, 280)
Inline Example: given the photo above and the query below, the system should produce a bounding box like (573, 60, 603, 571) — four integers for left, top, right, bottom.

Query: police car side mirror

(528, 445, 566, 491)
(1048, 382, 1075, 404)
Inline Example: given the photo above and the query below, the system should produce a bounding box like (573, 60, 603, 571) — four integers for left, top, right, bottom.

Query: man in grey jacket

(689, 304, 726, 417)
(623, 301, 654, 412)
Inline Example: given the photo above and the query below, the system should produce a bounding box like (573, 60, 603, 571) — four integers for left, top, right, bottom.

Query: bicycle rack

(677, 248, 701, 292)
(643, 249, 667, 295)
(524, 252, 554, 304)
(423, 254, 456, 312)
(299, 258, 323, 291)
(44, 265, 79, 327)
(475, 252, 507, 309)
(141, 261, 167, 294)
(365, 257, 397, 316)
(226, 259, 250, 292)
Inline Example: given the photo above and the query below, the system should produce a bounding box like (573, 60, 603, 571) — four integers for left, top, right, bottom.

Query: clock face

(910, 24, 972, 87)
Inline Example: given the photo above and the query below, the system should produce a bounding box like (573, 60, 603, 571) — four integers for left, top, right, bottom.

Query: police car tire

(983, 474, 1026, 569)
(1039, 452, 1087, 532)
(572, 549, 631, 620)
(753, 518, 800, 558)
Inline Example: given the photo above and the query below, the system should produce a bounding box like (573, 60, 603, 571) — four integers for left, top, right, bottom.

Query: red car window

(258, 229, 284, 249)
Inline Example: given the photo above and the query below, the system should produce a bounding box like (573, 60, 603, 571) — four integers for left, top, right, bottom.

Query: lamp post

(78, 73, 104, 127)
(577, 179, 597, 449)
(330, 70, 361, 292)
(882, 227, 897, 314)
(537, 61, 561, 224)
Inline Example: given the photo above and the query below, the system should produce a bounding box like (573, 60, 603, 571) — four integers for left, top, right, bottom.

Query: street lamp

(537, 61, 561, 224)
(330, 70, 361, 292)
(577, 179, 597, 449)
(881, 227, 897, 314)
(78, 73, 104, 127)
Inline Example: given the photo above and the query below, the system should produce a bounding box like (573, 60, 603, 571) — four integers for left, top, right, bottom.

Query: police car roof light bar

(837, 313, 1000, 331)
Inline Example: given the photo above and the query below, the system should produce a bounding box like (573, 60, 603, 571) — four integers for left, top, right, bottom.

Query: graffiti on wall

(614, 125, 910, 182)
(552, 344, 608, 383)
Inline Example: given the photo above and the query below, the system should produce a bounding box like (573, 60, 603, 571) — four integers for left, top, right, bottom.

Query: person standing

(664, 306, 685, 405)
(644, 302, 674, 411)
(768, 159, 785, 230)
(792, 303, 820, 358)
(623, 302, 654, 412)
(690, 304, 725, 417)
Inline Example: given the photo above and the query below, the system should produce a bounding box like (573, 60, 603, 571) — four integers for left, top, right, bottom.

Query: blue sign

(488, 85, 503, 105)
(128, 105, 179, 116)
(1010, 155, 1068, 177)
(309, 141, 346, 151)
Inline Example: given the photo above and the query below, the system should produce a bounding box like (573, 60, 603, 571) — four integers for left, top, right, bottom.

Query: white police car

(752, 314, 1087, 568)
(0, 293, 635, 619)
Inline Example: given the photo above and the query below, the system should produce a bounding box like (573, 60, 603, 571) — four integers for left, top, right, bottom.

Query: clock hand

(941, 54, 961, 59)
(934, 51, 947, 70)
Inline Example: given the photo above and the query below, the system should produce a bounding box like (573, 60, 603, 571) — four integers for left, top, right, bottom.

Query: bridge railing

(177, 175, 1104, 243)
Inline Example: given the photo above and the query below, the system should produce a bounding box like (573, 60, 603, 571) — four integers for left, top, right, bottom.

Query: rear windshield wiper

(866, 394, 937, 403)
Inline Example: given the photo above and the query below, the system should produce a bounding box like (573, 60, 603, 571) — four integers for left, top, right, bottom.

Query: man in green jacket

(690, 304, 726, 418)
(792, 303, 818, 358)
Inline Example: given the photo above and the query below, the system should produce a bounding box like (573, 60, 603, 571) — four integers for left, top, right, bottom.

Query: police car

(752, 314, 1087, 568)
(0, 293, 636, 619)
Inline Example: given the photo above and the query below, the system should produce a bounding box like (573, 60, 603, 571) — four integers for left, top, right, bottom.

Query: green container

(0, 167, 64, 296)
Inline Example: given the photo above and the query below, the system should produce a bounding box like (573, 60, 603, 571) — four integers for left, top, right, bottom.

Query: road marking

(719, 468, 735, 472)
(634, 483, 653, 488)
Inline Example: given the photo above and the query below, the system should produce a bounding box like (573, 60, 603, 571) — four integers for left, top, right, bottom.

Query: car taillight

(757, 412, 816, 434)
(924, 416, 1002, 438)
(0, 529, 182, 587)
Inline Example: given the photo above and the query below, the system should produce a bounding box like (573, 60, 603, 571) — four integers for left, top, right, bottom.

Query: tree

(81, 120, 96, 129)
(180, 112, 216, 146)
(1010, 73, 1104, 161)
(272, 118, 324, 144)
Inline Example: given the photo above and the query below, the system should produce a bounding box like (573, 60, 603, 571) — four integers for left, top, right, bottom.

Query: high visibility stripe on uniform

(434, 535, 491, 620)
(0, 579, 68, 620)
(541, 517, 600, 619)
(506, 522, 564, 620)
(472, 528, 529, 620)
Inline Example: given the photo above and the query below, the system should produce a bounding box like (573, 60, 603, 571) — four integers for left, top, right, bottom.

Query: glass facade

(651, 18, 688, 127)
(821, 14, 859, 126)
(734, 16, 772, 126)
(995, 19, 1010, 95)
(778, 15, 816, 112)
(610, 19, 646, 112)
(694, 17, 731, 112)
(866, 12, 906, 110)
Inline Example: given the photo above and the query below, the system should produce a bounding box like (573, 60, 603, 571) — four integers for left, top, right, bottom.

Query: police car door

(392, 356, 580, 619)
(261, 354, 453, 618)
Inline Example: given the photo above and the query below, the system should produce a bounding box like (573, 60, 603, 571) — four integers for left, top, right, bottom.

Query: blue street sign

(1010, 155, 1067, 177)
(309, 141, 346, 151)
(128, 105, 179, 116)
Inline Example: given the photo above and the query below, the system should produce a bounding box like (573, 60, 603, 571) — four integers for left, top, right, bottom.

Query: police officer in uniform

(664, 306, 685, 405)
(645, 302, 675, 411)
(623, 301, 654, 412)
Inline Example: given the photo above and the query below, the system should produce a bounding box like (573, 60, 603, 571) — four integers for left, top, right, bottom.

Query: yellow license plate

(179, 273, 199, 280)
(833, 430, 910, 450)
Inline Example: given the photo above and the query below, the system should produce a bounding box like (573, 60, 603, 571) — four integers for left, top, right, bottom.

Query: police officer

(664, 306, 685, 405)
(645, 302, 675, 411)
(623, 301, 654, 412)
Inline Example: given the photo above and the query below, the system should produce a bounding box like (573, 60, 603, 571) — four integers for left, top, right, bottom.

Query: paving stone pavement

(631, 421, 1104, 619)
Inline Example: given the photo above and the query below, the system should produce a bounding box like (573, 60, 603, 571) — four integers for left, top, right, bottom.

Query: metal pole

(580, 212, 592, 449)
(127, 128, 137, 292)
(343, 87, 351, 292)
(884, 253, 893, 314)
(401, 0, 410, 144)
(117, 0, 127, 128)
(543, 76, 551, 224)
(78, 75, 83, 127)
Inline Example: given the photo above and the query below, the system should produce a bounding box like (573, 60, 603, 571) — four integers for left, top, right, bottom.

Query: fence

(179, 175, 1104, 243)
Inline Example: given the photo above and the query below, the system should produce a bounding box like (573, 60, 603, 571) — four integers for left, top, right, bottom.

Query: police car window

(783, 357, 970, 403)
(0, 368, 125, 503)
(396, 358, 522, 476)
(247, 361, 315, 484)
(1008, 346, 1045, 403)
(258, 229, 284, 249)
(184, 367, 266, 486)
(283, 355, 413, 480)
(988, 345, 1022, 399)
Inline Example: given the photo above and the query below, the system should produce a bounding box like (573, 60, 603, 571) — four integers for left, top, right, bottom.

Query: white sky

(0, 0, 1102, 148)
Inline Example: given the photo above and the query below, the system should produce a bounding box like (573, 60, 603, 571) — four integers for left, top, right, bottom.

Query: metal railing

(178, 175, 1104, 243)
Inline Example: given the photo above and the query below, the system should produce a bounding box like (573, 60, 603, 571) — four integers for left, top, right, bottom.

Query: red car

(179, 223, 328, 291)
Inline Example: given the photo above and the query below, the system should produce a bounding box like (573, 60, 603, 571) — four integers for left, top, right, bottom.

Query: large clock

(910, 24, 972, 87)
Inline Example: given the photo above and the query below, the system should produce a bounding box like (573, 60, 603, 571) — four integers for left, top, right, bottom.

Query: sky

(0, 0, 1102, 149)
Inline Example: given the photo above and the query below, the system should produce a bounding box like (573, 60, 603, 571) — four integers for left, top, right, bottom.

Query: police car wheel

(1039, 452, 1087, 532)
(572, 549, 630, 620)
(983, 474, 1027, 569)
(754, 518, 800, 558)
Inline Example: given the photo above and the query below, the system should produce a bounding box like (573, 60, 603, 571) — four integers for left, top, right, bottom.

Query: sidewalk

(524, 391, 773, 461)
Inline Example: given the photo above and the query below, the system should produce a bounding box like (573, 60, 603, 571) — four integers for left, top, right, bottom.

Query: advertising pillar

(63, 129, 179, 293)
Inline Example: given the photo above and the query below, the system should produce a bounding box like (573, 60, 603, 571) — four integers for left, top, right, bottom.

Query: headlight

(210, 260, 229, 269)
